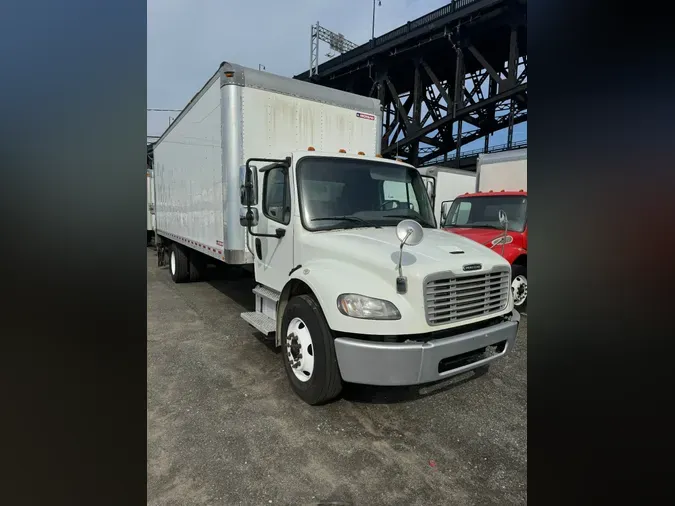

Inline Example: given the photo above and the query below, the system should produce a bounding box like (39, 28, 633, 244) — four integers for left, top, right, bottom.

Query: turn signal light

(307, 146, 315, 151)
(339, 149, 347, 153)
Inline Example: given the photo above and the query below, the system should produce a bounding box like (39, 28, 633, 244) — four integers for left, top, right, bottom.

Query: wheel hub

(286, 318, 314, 382)
(512, 275, 527, 305)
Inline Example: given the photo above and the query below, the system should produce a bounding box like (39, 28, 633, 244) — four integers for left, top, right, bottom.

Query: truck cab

(441, 190, 528, 310)
(240, 149, 521, 404)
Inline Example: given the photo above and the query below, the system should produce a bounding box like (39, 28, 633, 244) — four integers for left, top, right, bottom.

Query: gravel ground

(147, 248, 527, 506)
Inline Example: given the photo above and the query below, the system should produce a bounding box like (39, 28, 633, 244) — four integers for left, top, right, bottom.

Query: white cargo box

(476, 148, 527, 192)
(152, 62, 382, 264)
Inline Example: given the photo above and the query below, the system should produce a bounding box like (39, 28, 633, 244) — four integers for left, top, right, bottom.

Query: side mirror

(440, 201, 451, 225)
(239, 207, 259, 227)
(239, 165, 258, 206)
(425, 179, 434, 198)
(498, 209, 508, 227)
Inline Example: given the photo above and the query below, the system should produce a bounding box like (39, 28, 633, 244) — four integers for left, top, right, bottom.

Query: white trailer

(417, 166, 477, 226)
(476, 148, 527, 192)
(152, 62, 520, 405)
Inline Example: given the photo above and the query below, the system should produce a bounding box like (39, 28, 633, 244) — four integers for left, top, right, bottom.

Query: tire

(169, 243, 190, 283)
(280, 294, 342, 405)
(511, 264, 527, 311)
(188, 250, 206, 282)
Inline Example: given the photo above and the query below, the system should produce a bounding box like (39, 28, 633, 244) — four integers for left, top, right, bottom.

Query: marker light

(307, 146, 315, 151)
(339, 149, 347, 153)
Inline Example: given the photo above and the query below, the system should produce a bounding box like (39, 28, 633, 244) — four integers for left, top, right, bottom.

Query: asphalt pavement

(147, 248, 527, 506)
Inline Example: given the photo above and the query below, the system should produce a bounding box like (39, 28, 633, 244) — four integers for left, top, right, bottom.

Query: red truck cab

(441, 190, 528, 310)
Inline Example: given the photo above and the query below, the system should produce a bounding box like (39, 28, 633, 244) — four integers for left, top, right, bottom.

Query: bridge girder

(295, 0, 527, 166)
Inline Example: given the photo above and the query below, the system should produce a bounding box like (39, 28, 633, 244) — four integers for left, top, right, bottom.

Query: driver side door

(252, 166, 294, 292)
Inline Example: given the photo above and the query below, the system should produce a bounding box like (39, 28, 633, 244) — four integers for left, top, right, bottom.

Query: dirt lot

(147, 248, 527, 506)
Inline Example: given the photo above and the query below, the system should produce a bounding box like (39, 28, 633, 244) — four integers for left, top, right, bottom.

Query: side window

(263, 167, 290, 225)
(382, 180, 420, 211)
(451, 201, 472, 225)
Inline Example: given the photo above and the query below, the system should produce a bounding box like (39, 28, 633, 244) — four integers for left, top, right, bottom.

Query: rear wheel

(188, 250, 206, 282)
(511, 264, 527, 311)
(169, 243, 190, 283)
(281, 294, 342, 405)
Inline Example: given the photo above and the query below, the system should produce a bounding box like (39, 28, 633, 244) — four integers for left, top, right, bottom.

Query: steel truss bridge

(294, 0, 527, 168)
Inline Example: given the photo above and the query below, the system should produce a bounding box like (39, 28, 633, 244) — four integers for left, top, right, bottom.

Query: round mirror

(498, 209, 508, 225)
(396, 219, 424, 246)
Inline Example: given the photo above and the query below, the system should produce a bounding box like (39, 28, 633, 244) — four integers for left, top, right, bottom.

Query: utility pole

(372, 0, 382, 40)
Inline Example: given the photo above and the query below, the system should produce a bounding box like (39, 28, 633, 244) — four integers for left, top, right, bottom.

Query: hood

(443, 227, 524, 248)
(300, 226, 509, 283)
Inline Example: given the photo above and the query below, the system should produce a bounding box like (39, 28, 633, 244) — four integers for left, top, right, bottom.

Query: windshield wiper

(447, 223, 502, 230)
(311, 216, 381, 228)
(383, 215, 435, 228)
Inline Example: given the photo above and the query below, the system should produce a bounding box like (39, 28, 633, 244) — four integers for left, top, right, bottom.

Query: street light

(372, 0, 382, 40)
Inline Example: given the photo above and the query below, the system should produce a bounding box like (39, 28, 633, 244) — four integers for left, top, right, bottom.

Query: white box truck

(152, 62, 521, 404)
(417, 166, 477, 226)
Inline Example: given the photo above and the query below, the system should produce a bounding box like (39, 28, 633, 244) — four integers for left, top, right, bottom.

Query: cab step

(241, 311, 276, 336)
(252, 285, 280, 302)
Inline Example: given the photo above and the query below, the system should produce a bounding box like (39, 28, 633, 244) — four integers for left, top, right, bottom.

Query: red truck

(440, 149, 528, 310)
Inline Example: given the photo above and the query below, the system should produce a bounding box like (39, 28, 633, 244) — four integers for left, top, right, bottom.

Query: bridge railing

(419, 139, 527, 166)
(309, 0, 482, 76)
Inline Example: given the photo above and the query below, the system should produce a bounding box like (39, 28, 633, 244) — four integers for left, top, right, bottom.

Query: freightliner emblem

(462, 263, 482, 272)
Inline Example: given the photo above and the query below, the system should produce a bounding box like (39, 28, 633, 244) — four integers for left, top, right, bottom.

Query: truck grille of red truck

(424, 268, 511, 326)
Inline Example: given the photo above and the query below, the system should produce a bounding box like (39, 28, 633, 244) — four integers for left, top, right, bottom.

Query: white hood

(301, 226, 509, 282)
(295, 225, 513, 336)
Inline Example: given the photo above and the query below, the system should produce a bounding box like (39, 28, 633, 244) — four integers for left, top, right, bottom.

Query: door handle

(255, 238, 262, 260)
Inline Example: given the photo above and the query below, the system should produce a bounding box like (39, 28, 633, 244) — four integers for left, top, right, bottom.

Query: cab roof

(459, 190, 527, 198)
(290, 149, 415, 168)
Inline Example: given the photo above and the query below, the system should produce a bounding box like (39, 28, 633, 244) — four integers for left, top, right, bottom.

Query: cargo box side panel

(241, 87, 381, 160)
(477, 160, 528, 192)
(154, 79, 225, 259)
(476, 149, 527, 192)
(436, 171, 476, 224)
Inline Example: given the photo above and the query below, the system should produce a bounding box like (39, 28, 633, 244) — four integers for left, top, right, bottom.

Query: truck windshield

(296, 157, 436, 231)
(443, 195, 527, 232)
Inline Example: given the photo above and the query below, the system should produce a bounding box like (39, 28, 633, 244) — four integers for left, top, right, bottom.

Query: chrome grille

(424, 268, 510, 326)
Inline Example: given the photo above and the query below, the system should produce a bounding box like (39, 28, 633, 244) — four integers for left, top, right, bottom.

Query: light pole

(372, 0, 381, 40)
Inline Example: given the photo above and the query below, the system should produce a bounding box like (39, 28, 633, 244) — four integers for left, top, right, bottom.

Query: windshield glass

(296, 157, 436, 231)
(443, 195, 527, 232)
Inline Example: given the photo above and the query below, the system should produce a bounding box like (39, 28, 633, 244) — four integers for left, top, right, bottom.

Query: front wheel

(511, 264, 527, 311)
(280, 294, 342, 405)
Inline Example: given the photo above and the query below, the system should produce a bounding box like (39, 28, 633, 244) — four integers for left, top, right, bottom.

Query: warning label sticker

(356, 112, 375, 121)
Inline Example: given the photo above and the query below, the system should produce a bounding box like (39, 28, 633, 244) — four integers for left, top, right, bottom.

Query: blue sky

(147, 0, 526, 153)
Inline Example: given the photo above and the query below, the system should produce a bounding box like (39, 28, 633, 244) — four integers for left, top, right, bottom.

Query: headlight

(337, 294, 401, 320)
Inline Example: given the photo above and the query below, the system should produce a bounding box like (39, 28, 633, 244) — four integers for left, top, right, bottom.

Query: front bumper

(333, 310, 520, 386)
